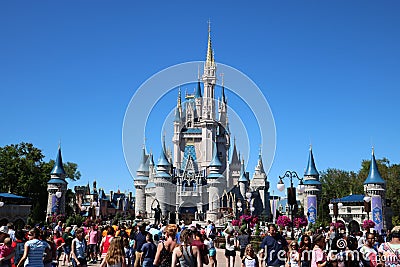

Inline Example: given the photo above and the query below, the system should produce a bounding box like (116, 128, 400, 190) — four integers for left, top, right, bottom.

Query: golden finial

(206, 19, 213, 66)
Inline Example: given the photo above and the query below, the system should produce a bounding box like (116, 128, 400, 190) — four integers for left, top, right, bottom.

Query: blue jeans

(142, 258, 154, 267)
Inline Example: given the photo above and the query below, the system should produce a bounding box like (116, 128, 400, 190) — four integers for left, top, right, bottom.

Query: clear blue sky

(1, 1, 399, 196)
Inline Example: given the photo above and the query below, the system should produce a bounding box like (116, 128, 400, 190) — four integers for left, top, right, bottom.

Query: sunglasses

(28, 233, 34, 236)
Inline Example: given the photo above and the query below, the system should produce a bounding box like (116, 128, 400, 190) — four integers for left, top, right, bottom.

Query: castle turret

(47, 145, 68, 217)
(154, 138, 174, 217)
(206, 144, 225, 221)
(301, 146, 321, 222)
(238, 160, 249, 199)
(364, 148, 386, 230)
(251, 149, 270, 218)
(133, 145, 149, 215)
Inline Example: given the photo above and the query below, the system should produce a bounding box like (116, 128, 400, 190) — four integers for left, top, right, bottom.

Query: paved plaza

(84, 248, 242, 267)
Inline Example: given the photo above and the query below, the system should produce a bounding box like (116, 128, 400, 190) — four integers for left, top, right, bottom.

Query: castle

(133, 26, 270, 224)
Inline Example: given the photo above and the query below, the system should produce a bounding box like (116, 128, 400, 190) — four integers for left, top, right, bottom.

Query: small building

(0, 193, 32, 228)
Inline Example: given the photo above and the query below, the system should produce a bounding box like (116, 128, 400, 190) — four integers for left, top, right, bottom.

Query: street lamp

(363, 195, 371, 220)
(236, 200, 243, 217)
(0, 202, 4, 207)
(277, 170, 305, 239)
(329, 200, 343, 233)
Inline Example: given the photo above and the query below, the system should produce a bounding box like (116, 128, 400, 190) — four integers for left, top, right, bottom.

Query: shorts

(225, 249, 236, 257)
(209, 247, 216, 257)
(88, 244, 97, 253)
(64, 245, 71, 255)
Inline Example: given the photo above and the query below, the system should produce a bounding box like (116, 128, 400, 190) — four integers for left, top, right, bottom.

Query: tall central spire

(206, 20, 214, 67)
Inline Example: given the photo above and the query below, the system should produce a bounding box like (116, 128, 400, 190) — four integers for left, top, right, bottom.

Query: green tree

(0, 142, 80, 223)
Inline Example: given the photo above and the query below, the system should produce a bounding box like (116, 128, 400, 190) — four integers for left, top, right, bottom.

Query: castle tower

(173, 89, 183, 169)
(251, 149, 270, 218)
(133, 146, 149, 215)
(301, 146, 321, 222)
(229, 138, 241, 187)
(206, 144, 225, 222)
(47, 145, 68, 217)
(154, 138, 175, 216)
(200, 23, 217, 167)
(363, 148, 386, 230)
(238, 160, 249, 199)
(145, 153, 157, 214)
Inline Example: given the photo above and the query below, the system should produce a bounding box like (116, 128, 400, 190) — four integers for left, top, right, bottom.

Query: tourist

(237, 229, 251, 259)
(141, 234, 156, 267)
(311, 234, 328, 267)
(100, 236, 126, 267)
(87, 224, 100, 263)
(259, 224, 288, 267)
(123, 238, 133, 267)
(224, 226, 237, 267)
(53, 231, 65, 264)
(171, 229, 202, 267)
(17, 228, 47, 267)
(287, 241, 301, 267)
(70, 228, 87, 267)
(133, 222, 148, 267)
(62, 227, 73, 267)
(153, 224, 177, 267)
(13, 230, 26, 267)
(378, 226, 400, 267)
(100, 226, 114, 260)
(0, 237, 15, 267)
(299, 234, 312, 267)
(241, 244, 259, 267)
(204, 234, 217, 267)
(359, 232, 378, 267)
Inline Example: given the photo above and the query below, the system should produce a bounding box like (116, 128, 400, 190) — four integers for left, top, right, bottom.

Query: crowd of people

(0, 220, 399, 267)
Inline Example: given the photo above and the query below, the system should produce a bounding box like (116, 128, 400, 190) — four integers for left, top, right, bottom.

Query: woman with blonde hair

(153, 224, 178, 267)
(100, 236, 126, 267)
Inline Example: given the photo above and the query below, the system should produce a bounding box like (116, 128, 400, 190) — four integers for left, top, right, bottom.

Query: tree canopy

(0, 142, 80, 223)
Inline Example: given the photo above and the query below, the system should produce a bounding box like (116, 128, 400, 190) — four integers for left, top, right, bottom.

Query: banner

(371, 195, 383, 232)
(270, 198, 279, 224)
(307, 195, 317, 224)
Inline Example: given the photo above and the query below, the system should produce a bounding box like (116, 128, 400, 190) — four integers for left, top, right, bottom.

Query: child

(123, 237, 133, 267)
(287, 241, 300, 267)
(0, 238, 15, 267)
(241, 244, 259, 267)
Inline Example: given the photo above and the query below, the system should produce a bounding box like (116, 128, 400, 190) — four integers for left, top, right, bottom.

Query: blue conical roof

(364, 149, 386, 185)
(238, 162, 248, 182)
(157, 139, 171, 167)
(304, 147, 319, 176)
(137, 146, 148, 172)
(195, 80, 202, 98)
(209, 144, 222, 167)
(51, 146, 66, 175)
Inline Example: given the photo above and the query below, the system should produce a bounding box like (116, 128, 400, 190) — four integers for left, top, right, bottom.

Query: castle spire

(304, 145, 319, 176)
(206, 20, 214, 67)
(364, 147, 385, 185)
(51, 145, 66, 176)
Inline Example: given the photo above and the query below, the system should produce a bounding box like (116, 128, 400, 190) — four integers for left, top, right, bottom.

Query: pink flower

(362, 220, 375, 229)
(277, 215, 291, 227)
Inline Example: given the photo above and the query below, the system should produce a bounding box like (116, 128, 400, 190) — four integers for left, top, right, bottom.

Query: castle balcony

(179, 191, 200, 197)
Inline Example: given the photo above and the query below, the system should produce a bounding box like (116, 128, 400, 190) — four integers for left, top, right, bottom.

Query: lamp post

(328, 200, 343, 233)
(363, 196, 371, 220)
(245, 191, 255, 216)
(277, 170, 305, 240)
(236, 199, 243, 218)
